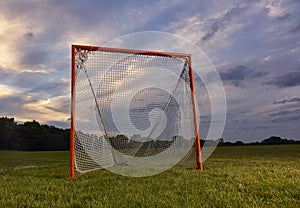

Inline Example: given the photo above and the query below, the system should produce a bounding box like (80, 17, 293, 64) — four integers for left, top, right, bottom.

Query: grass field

(0, 145, 299, 207)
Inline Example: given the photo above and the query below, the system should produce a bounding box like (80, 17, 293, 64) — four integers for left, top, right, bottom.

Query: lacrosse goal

(70, 45, 203, 178)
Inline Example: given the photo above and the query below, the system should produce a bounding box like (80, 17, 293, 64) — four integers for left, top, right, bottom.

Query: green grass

(0, 145, 299, 207)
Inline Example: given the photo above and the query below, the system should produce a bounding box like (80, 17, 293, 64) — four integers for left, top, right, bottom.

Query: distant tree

(223, 142, 233, 146)
(0, 117, 70, 151)
(234, 141, 244, 146)
(15, 120, 42, 150)
(217, 138, 224, 146)
(0, 117, 17, 149)
(1, 117, 299, 151)
(261, 136, 295, 145)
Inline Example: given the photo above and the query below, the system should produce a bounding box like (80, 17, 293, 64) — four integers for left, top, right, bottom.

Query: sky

(0, 0, 299, 142)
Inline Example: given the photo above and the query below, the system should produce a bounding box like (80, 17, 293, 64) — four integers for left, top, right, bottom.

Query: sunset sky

(0, 0, 299, 142)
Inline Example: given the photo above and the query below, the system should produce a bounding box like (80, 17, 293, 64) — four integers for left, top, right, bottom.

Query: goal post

(70, 45, 203, 178)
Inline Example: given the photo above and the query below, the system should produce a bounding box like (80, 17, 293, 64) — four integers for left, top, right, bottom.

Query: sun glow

(0, 84, 19, 97)
(23, 97, 69, 123)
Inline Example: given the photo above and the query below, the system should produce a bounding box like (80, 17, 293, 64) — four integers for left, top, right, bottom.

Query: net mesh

(73, 47, 198, 175)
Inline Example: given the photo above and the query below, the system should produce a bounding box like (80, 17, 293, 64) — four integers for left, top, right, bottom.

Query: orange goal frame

(70, 45, 203, 178)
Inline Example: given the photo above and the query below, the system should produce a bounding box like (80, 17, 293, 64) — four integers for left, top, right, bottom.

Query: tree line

(218, 136, 300, 146)
(0, 117, 69, 151)
(0, 116, 299, 151)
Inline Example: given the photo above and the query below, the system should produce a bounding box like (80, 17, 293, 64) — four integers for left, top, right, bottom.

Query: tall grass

(0, 145, 299, 207)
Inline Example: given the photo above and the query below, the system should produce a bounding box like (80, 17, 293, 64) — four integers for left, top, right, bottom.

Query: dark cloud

(202, 5, 241, 41)
(43, 96, 70, 115)
(220, 66, 248, 82)
(0, 95, 27, 116)
(28, 80, 69, 97)
(269, 108, 300, 123)
(270, 116, 300, 123)
(266, 71, 300, 88)
(202, 22, 219, 41)
(289, 22, 300, 33)
(253, 125, 273, 130)
(0, 68, 10, 82)
(273, 97, 300, 105)
(1, 1, 40, 18)
(45, 102, 70, 114)
(20, 48, 50, 67)
(269, 110, 292, 117)
(4, 71, 69, 98)
(239, 110, 251, 114)
(23, 32, 34, 40)
(14, 72, 46, 87)
(219, 65, 267, 87)
(277, 13, 290, 21)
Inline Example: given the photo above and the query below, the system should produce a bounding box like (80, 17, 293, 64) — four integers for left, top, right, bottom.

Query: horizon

(0, 1, 299, 142)
(1, 116, 298, 143)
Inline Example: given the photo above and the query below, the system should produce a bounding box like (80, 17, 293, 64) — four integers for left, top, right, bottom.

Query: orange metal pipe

(188, 55, 203, 171)
(70, 45, 76, 178)
(72, 45, 191, 58)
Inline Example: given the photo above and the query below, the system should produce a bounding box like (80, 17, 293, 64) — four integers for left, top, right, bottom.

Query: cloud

(269, 110, 293, 117)
(219, 65, 267, 87)
(220, 66, 248, 85)
(0, 95, 29, 117)
(23, 98, 70, 123)
(0, 88, 69, 124)
(289, 22, 300, 33)
(48, 121, 70, 129)
(270, 116, 300, 123)
(0, 69, 11, 82)
(43, 96, 70, 114)
(0, 69, 69, 102)
(273, 96, 300, 105)
(266, 71, 300, 88)
(263, 55, 272, 62)
(165, 2, 252, 53)
(23, 32, 34, 40)
(277, 13, 290, 20)
(0, 84, 20, 98)
(201, 22, 219, 42)
(201, 5, 242, 41)
(253, 125, 273, 130)
(269, 108, 300, 123)
(20, 47, 50, 67)
(265, 0, 287, 18)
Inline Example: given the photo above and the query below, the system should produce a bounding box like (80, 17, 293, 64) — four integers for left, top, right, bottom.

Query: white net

(72, 46, 200, 176)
